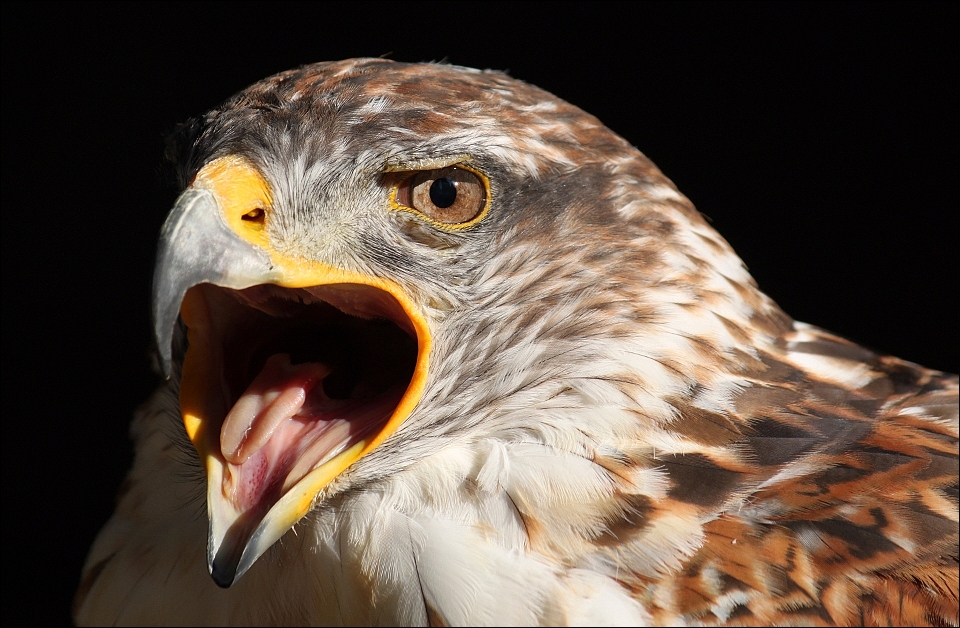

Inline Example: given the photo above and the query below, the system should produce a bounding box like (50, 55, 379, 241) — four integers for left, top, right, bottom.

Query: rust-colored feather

(607, 326, 959, 625)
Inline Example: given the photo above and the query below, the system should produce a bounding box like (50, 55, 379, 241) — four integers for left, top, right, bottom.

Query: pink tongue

(220, 353, 330, 465)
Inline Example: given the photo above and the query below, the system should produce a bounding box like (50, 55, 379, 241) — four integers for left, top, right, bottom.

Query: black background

(2, 2, 956, 625)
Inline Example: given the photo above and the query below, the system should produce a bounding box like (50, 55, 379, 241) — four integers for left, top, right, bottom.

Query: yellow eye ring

(390, 164, 491, 230)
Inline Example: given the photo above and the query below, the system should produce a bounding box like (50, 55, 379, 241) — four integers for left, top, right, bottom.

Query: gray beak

(152, 188, 277, 376)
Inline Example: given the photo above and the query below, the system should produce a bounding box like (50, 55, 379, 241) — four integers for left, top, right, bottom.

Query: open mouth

(149, 164, 435, 587)
(177, 281, 422, 585)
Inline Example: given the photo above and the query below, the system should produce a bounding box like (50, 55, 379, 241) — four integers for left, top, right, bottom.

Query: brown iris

(396, 166, 486, 224)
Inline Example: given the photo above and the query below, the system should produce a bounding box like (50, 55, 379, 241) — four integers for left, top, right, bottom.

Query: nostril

(241, 207, 265, 227)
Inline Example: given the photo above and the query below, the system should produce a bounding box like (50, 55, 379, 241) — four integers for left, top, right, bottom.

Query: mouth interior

(183, 282, 418, 514)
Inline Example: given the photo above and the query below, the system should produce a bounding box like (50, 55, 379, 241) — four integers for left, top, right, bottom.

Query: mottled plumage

(75, 59, 958, 626)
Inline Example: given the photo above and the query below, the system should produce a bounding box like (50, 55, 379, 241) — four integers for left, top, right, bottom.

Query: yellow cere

(193, 155, 273, 248)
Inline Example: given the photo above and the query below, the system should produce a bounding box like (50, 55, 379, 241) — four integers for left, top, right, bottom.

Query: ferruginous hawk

(74, 59, 959, 626)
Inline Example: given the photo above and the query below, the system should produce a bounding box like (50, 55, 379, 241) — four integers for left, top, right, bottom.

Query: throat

(217, 352, 403, 513)
(220, 353, 330, 465)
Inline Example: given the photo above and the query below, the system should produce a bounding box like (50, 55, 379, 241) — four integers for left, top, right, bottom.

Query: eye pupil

(429, 177, 457, 208)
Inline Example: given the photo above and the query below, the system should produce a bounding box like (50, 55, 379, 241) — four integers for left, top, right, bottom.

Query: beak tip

(209, 546, 256, 589)
(208, 518, 259, 589)
(208, 541, 240, 588)
(210, 565, 236, 589)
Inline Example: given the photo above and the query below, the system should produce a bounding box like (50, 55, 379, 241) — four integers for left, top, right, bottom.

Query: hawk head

(74, 57, 958, 627)
(152, 58, 781, 587)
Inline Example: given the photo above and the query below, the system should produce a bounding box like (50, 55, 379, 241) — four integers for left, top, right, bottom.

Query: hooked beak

(152, 157, 430, 586)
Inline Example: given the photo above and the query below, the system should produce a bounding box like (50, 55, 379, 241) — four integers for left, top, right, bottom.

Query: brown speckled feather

(75, 59, 958, 626)
(634, 327, 959, 625)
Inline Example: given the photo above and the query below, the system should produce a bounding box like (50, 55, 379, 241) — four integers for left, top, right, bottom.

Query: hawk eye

(396, 166, 486, 225)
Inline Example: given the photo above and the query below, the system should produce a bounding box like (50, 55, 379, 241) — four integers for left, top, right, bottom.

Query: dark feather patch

(660, 454, 745, 507)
